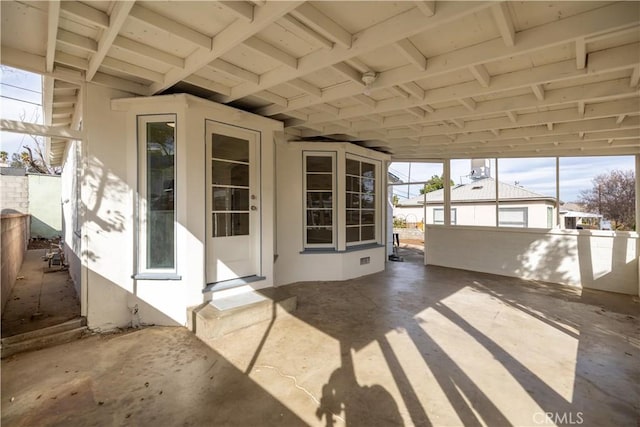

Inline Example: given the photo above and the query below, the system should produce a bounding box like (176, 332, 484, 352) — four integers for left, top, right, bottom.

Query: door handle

(251, 205, 258, 211)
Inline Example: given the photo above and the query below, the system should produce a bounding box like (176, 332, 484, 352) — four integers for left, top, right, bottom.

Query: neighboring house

(394, 177, 557, 228)
(559, 202, 603, 229)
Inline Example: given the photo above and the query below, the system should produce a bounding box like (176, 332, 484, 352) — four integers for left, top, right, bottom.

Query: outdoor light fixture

(362, 71, 377, 96)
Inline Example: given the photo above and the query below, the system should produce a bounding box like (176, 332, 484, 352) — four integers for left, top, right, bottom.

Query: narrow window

(304, 152, 335, 247)
(346, 157, 378, 245)
(434, 208, 456, 225)
(138, 115, 176, 272)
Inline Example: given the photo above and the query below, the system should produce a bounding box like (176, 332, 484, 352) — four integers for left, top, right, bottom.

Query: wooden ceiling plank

(289, 3, 352, 49)
(129, 4, 211, 49)
(218, 1, 254, 23)
(183, 75, 232, 97)
(288, 78, 322, 98)
(244, 37, 298, 69)
(209, 59, 259, 84)
(113, 36, 184, 69)
(101, 57, 164, 83)
(278, 15, 334, 50)
(60, 2, 108, 29)
(57, 29, 98, 53)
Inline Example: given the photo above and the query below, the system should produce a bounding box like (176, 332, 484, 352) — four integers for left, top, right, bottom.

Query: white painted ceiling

(1, 1, 639, 165)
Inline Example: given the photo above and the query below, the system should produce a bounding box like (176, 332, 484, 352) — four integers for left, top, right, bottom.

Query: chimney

(470, 159, 490, 180)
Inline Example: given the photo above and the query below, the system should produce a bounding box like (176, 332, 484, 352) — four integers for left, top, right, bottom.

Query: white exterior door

(205, 121, 260, 284)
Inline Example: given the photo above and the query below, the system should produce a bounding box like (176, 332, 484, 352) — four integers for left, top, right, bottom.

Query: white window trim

(303, 151, 337, 249)
(434, 207, 457, 225)
(136, 114, 178, 276)
(345, 154, 381, 247)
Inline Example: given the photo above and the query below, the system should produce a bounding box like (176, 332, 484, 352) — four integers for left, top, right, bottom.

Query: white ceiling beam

(391, 86, 410, 99)
(248, 0, 266, 6)
(100, 57, 164, 83)
(51, 107, 74, 117)
(0, 119, 83, 140)
(183, 75, 232, 97)
(576, 37, 587, 70)
(491, 3, 515, 47)
(401, 82, 425, 99)
(547, 123, 553, 131)
(278, 15, 334, 50)
(43, 77, 55, 126)
(578, 101, 585, 118)
(261, 3, 639, 118)
(209, 59, 259, 84)
(531, 84, 545, 101)
(315, 103, 340, 116)
(129, 4, 211, 49)
(218, 1, 254, 23)
(244, 37, 298, 69)
(395, 39, 427, 71)
(414, 1, 436, 17)
(87, 1, 135, 81)
(46, 1, 60, 72)
(616, 114, 626, 125)
(228, 2, 493, 101)
(254, 90, 287, 106)
(506, 111, 517, 123)
(450, 119, 464, 129)
(345, 58, 370, 74)
(459, 97, 476, 111)
(422, 104, 435, 113)
(289, 3, 352, 49)
(631, 65, 640, 87)
(352, 94, 376, 109)
(112, 36, 184, 69)
(60, 2, 108, 29)
(288, 79, 322, 98)
(70, 84, 83, 131)
(406, 107, 425, 119)
(150, 1, 302, 94)
(469, 64, 491, 87)
(57, 29, 98, 53)
(0, 47, 83, 85)
(331, 62, 366, 86)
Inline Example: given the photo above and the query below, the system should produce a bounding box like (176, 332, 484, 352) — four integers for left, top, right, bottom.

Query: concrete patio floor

(2, 248, 638, 426)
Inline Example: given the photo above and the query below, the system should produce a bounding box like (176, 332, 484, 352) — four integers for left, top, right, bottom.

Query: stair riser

(1, 318, 87, 346)
(1, 328, 88, 359)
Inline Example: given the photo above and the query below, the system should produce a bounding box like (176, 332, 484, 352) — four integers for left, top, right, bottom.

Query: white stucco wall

(425, 226, 639, 295)
(275, 140, 388, 285)
(65, 85, 282, 331)
(395, 202, 554, 228)
(61, 141, 82, 298)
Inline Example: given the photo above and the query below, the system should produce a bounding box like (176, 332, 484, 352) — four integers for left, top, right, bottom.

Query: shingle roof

(398, 177, 554, 206)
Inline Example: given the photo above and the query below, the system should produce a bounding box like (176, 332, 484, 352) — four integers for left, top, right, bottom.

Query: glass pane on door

(211, 133, 250, 237)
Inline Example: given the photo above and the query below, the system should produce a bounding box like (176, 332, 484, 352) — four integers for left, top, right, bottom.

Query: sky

(0, 67, 636, 203)
(0, 66, 44, 159)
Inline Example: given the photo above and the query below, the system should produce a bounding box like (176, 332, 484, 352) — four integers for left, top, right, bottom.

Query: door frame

(204, 120, 262, 287)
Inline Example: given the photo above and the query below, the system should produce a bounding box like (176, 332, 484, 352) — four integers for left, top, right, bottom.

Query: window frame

(498, 207, 528, 228)
(303, 151, 337, 249)
(136, 114, 178, 276)
(345, 154, 380, 247)
(434, 207, 457, 225)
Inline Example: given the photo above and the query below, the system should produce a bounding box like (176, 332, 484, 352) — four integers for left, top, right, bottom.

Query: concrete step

(188, 288, 296, 341)
(1, 318, 88, 358)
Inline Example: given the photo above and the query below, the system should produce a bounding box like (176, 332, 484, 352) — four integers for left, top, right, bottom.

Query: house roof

(0, 1, 638, 166)
(398, 177, 554, 205)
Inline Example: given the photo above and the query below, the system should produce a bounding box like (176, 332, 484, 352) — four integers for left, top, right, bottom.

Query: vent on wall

(360, 256, 370, 265)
